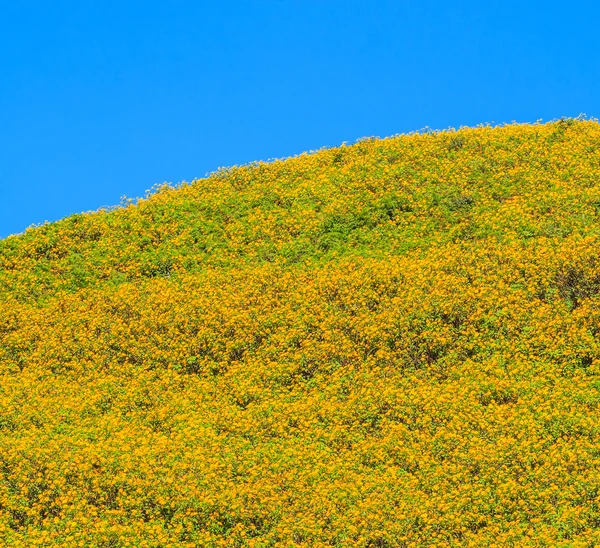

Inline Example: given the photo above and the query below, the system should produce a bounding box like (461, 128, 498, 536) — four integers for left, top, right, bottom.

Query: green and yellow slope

(2, 119, 600, 546)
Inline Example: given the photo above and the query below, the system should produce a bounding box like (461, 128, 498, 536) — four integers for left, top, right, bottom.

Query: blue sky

(1, 1, 599, 238)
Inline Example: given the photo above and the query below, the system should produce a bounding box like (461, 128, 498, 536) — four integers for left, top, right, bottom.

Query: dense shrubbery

(2, 120, 600, 546)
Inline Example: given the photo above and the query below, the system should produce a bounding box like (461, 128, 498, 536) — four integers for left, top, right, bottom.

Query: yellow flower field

(2, 119, 600, 546)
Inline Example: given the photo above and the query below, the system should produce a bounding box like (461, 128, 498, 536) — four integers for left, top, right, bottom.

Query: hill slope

(2, 119, 600, 546)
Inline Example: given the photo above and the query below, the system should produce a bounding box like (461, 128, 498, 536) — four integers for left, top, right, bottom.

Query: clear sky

(1, 1, 598, 238)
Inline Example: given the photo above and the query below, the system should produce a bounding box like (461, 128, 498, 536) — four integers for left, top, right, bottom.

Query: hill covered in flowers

(2, 119, 600, 546)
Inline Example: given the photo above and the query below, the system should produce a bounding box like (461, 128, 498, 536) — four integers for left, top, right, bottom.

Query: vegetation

(2, 119, 600, 546)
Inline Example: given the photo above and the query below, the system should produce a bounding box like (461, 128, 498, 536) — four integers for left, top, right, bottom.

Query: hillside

(2, 119, 600, 546)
